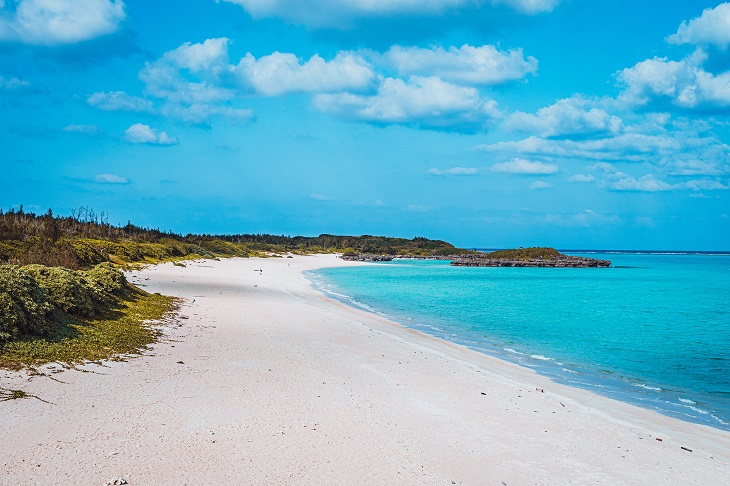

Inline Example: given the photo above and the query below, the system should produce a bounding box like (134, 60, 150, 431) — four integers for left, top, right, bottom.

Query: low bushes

(0, 262, 130, 342)
(0, 265, 55, 341)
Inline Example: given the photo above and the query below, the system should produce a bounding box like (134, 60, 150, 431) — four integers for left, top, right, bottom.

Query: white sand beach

(1, 254, 729, 485)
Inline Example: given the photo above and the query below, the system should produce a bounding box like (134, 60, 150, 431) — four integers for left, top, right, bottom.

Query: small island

(451, 247, 611, 268)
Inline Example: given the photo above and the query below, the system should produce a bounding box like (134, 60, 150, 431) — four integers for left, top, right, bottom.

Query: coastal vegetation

(452, 247, 611, 268)
(0, 260, 176, 368)
(0, 206, 462, 267)
(0, 206, 462, 367)
(483, 247, 562, 260)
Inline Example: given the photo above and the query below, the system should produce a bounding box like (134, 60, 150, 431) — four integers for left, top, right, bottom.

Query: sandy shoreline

(1, 254, 729, 484)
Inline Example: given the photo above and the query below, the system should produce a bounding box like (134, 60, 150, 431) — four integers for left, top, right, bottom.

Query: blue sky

(2, 0, 729, 250)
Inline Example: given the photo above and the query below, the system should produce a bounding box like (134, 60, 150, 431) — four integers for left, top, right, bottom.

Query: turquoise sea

(307, 252, 730, 431)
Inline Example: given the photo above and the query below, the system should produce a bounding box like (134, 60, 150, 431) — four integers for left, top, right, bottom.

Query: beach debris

(104, 478, 127, 485)
(536, 388, 544, 393)
(177, 361, 184, 364)
(681, 446, 693, 452)
(481, 392, 486, 395)
(656, 438, 663, 442)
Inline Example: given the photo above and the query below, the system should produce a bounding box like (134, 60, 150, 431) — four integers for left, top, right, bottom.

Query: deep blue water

(307, 252, 730, 431)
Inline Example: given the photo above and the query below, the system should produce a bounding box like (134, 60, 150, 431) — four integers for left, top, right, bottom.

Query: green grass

(0, 288, 178, 370)
(484, 247, 562, 260)
(0, 388, 27, 401)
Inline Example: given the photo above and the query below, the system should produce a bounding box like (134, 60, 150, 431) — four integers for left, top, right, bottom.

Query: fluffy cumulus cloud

(668, 2, 730, 48)
(136, 38, 252, 124)
(91, 37, 540, 128)
(221, 0, 559, 26)
(503, 96, 622, 138)
(0, 0, 125, 45)
(383, 44, 537, 85)
(618, 50, 730, 111)
(314, 76, 500, 131)
(140, 38, 234, 105)
(124, 123, 177, 145)
(87, 91, 154, 112)
(131, 38, 375, 123)
(490, 158, 559, 174)
(427, 166, 479, 176)
(235, 52, 374, 96)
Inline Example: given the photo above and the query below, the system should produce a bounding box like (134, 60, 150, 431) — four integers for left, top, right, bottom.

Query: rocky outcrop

(340, 253, 474, 262)
(340, 254, 394, 262)
(451, 255, 611, 268)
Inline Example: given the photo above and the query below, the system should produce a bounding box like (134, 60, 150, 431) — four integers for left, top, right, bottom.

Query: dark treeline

(0, 206, 180, 243)
(0, 207, 462, 268)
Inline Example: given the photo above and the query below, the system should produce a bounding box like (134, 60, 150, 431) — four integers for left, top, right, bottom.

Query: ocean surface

(306, 252, 730, 431)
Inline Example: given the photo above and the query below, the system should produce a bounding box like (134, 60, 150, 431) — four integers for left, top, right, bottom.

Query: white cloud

(137, 39, 374, 122)
(678, 179, 729, 191)
(124, 123, 177, 145)
(383, 44, 537, 85)
(94, 173, 128, 184)
(618, 50, 730, 110)
(235, 51, 374, 95)
(221, 0, 559, 26)
(87, 91, 154, 112)
(63, 124, 103, 136)
(609, 174, 674, 192)
(592, 162, 728, 192)
(478, 130, 730, 176)
(568, 174, 595, 183)
(159, 104, 253, 124)
(428, 166, 479, 176)
(668, 3, 730, 48)
(490, 158, 559, 174)
(137, 38, 254, 124)
(164, 37, 231, 73)
(140, 38, 234, 105)
(0, 0, 125, 45)
(0, 75, 29, 89)
(503, 96, 622, 138)
(314, 75, 500, 130)
(529, 180, 550, 190)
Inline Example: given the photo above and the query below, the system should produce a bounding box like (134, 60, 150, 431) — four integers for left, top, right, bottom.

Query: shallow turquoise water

(308, 253, 730, 430)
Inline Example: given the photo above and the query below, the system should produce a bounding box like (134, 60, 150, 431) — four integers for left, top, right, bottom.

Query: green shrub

(21, 264, 97, 317)
(0, 265, 55, 341)
(84, 262, 127, 295)
(58, 237, 109, 266)
(485, 247, 562, 260)
(198, 239, 247, 257)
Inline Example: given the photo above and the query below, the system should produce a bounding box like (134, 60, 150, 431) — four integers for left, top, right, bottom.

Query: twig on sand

(0, 387, 54, 404)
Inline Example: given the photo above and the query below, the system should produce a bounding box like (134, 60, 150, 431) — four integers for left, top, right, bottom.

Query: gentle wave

(632, 383, 662, 392)
(307, 255, 730, 432)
